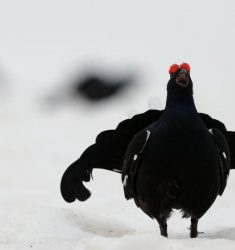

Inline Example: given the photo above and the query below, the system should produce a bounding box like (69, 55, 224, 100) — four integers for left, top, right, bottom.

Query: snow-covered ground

(1, 0, 235, 249)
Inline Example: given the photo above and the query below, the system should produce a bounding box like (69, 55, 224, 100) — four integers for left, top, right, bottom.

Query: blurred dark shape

(42, 69, 136, 110)
(73, 74, 133, 101)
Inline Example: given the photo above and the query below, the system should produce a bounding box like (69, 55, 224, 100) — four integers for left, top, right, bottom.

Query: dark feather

(122, 129, 151, 200)
(210, 128, 230, 195)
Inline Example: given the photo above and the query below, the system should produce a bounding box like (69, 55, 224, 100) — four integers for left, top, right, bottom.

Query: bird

(73, 74, 132, 101)
(60, 63, 234, 236)
(121, 63, 230, 237)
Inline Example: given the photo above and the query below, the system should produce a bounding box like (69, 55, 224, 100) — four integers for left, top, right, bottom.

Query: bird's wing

(122, 129, 151, 200)
(199, 113, 235, 169)
(210, 128, 230, 196)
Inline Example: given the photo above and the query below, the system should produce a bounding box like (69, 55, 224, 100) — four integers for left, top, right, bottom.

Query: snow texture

(1, 0, 235, 249)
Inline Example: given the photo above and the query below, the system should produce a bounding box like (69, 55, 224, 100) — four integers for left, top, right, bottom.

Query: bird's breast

(142, 123, 218, 174)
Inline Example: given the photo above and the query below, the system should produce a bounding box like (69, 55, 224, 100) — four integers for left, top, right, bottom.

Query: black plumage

(60, 112, 235, 203)
(122, 65, 230, 237)
(60, 64, 235, 237)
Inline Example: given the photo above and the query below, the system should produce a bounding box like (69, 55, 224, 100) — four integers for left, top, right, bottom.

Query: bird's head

(167, 63, 193, 96)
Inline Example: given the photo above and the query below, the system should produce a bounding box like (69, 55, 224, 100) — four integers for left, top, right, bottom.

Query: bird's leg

(157, 216, 168, 237)
(190, 217, 198, 238)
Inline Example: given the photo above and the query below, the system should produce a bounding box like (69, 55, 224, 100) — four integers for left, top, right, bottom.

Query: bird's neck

(164, 93, 198, 117)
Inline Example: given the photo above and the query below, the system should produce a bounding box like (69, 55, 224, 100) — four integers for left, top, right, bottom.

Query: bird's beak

(176, 69, 189, 87)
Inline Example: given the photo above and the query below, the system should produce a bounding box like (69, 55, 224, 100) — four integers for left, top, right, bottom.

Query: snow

(1, 0, 235, 249)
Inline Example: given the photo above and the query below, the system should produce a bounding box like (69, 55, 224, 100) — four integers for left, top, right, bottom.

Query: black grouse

(122, 63, 230, 237)
(60, 63, 234, 236)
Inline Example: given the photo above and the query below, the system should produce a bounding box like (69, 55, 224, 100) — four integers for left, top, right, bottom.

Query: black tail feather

(74, 182, 91, 202)
(60, 158, 92, 202)
(60, 110, 163, 203)
(60, 141, 124, 203)
(226, 131, 235, 169)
